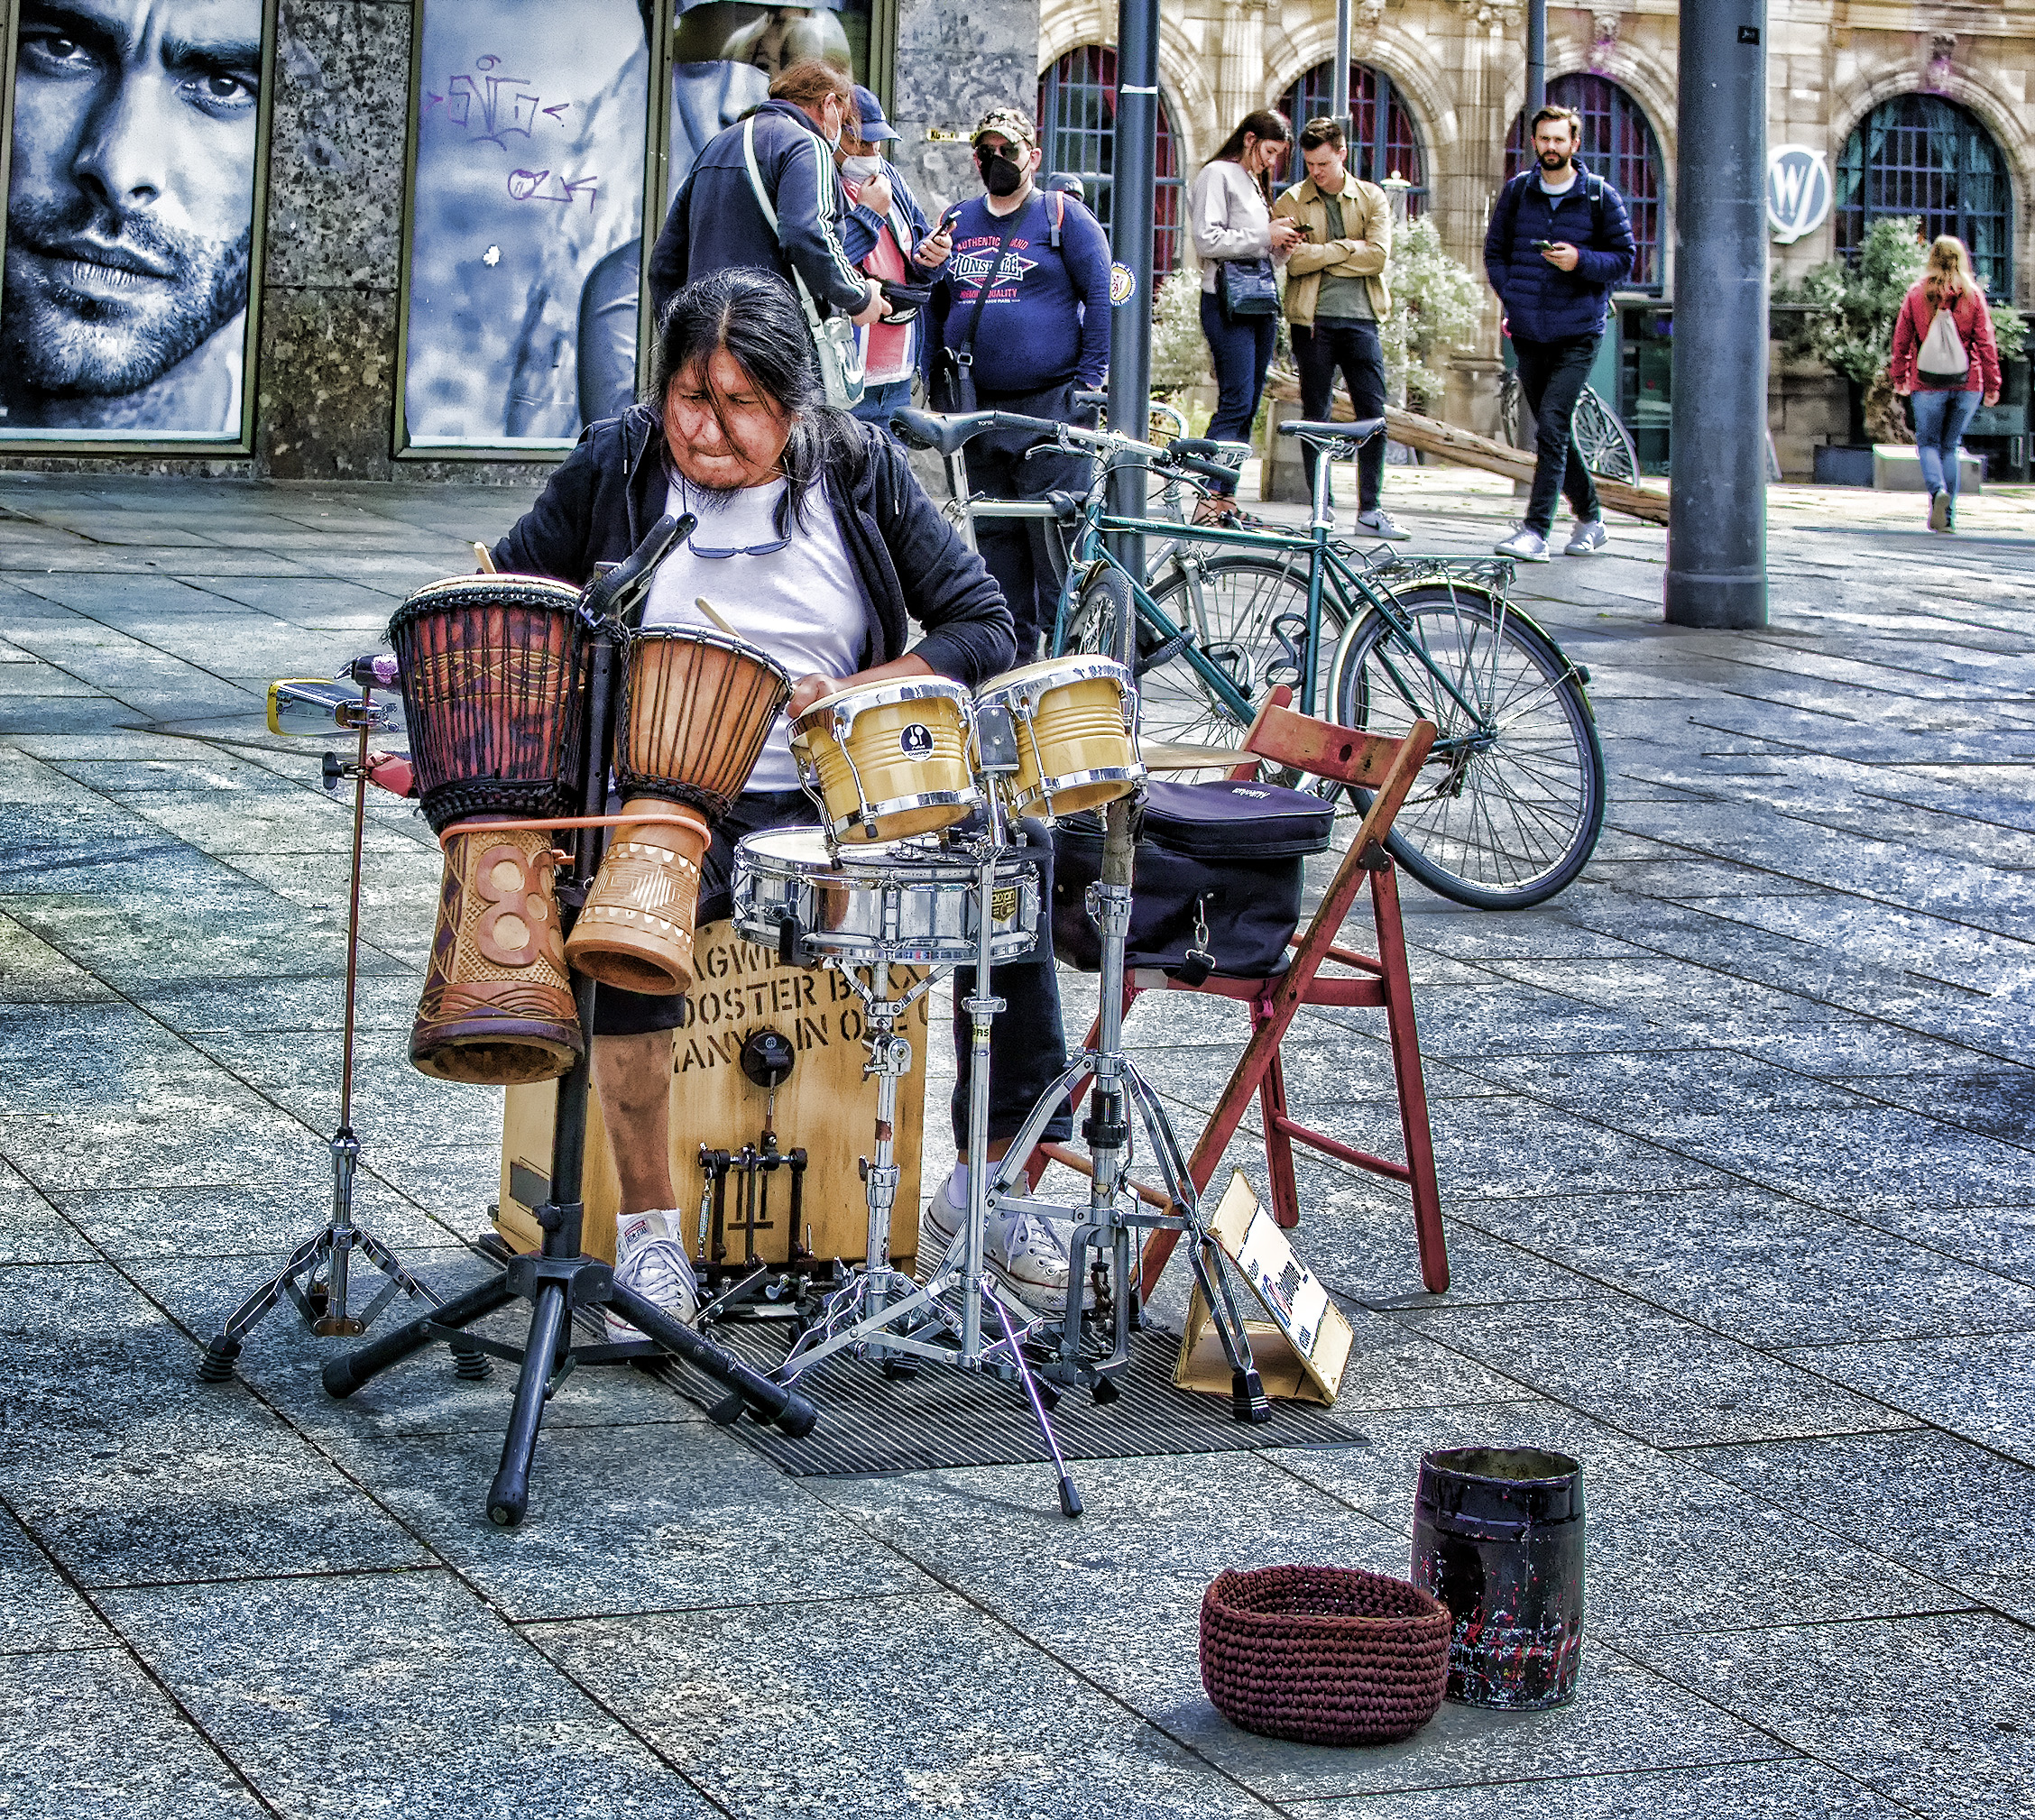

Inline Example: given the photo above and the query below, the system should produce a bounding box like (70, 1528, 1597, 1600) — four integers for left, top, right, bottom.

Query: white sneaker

(606, 1211, 700, 1339)
(916, 1165, 1080, 1314)
(1562, 519, 1608, 556)
(1495, 525, 1551, 561)
(1353, 509, 1412, 541)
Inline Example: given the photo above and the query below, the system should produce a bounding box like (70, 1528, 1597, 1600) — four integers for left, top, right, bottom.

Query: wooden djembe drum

(388, 575, 588, 1084)
(565, 626, 791, 996)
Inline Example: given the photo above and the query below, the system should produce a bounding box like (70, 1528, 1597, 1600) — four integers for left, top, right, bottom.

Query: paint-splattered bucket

(1411, 1447, 1584, 1711)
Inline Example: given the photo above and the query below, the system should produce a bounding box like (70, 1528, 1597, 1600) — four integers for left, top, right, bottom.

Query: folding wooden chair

(1037, 697, 1449, 1298)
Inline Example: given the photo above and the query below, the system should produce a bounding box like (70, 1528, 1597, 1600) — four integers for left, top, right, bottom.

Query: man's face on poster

(3, 0, 261, 404)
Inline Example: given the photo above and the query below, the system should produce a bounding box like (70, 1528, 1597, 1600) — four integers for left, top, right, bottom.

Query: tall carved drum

(565, 627, 791, 996)
(388, 575, 587, 1085)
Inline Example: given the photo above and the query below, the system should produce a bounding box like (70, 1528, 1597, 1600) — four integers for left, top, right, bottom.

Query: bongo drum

(389, 575, 587, 1085)
(566, 627, 791, 996)
(788, 677, 980, 844)
(975, 656, 1143, 819)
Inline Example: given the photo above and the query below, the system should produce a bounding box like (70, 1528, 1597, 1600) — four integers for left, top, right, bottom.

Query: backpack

(1498, 166, 1610, 262)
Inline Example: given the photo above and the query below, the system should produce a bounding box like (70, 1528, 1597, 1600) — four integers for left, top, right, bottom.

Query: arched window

(1507, 74, 1664, 290)
(1037, 48, 1184, 281)
(1837, 97, 2012, 297)
(1275, 62, 1427, 214)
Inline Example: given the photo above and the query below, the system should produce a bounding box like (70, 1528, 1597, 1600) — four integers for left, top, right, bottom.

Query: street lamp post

(1105, 0, 1159, 593)
(1664, 1, 1770, 628)
(1527, 0, 1546, 118)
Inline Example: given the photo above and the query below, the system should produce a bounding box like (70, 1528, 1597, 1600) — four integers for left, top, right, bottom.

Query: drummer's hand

(787, 673, 837, 717)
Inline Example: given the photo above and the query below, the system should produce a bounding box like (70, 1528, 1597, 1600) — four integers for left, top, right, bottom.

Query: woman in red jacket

(1890, 235, 2002, 532)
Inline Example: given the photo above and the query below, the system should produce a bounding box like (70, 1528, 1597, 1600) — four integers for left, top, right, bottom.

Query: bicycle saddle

(889, 407, 999, 455)
(1278, 417, 1387, 446)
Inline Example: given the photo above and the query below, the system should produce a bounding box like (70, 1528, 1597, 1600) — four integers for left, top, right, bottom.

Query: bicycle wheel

(1062, 555, 1341, 749)
(1571, 385, 1639, 482)
(1331, 583, 1606, 909)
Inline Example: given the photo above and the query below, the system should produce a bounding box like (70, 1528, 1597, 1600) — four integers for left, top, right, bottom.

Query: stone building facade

(1036, 0, 2035, 474)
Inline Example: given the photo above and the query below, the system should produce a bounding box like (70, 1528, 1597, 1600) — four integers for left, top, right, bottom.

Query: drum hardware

(692, 1028, 812, 1316)
(198, 680, 468, 1383)
(755, 707, 1085, 1519)
(323, 528, 820, 1528)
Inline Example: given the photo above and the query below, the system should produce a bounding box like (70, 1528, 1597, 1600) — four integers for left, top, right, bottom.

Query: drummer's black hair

(649, 268, 858, 534)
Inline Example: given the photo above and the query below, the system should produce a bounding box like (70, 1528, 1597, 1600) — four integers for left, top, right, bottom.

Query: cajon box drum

(497, 919, 931, 1267)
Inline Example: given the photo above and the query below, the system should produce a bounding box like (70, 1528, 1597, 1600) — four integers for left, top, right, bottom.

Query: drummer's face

(663, 351, 793, 492)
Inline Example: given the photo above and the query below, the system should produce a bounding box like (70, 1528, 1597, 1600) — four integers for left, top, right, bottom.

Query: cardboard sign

(1175, 1172, 1354, 1407)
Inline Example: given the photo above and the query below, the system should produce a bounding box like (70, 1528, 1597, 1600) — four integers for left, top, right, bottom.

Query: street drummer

(489, 268, 1078, 1330)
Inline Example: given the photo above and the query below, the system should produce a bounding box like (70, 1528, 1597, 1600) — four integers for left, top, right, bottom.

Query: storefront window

(1276, 61, 1426, 215)
(1037, 47, 1183, 281)
(0, 0, 273, 445)
(1837, 96, 2012, 298)
(1506, 74, 1664, 290)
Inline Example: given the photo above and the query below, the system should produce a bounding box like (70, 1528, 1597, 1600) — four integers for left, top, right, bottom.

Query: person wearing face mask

(930, 106, 1114, 663)
(489, 268, 1083, 1328)
(833, 85, 953, 436)
(647, 58, 886, 340)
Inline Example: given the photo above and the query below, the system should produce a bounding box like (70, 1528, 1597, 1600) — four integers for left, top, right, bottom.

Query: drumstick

(473, 542, 496, 574)
(694, 595, 741, 639)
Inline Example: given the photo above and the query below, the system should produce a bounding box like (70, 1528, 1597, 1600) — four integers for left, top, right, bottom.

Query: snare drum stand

(198, 685, 450, 1383)
(777, 714, 1084, 1517)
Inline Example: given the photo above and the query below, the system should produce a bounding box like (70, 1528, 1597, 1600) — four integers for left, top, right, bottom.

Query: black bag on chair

(1051, 779, 1336, 984)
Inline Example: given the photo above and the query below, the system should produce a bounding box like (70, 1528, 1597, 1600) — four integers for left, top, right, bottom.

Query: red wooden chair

(1036, 696, 1449, 1298)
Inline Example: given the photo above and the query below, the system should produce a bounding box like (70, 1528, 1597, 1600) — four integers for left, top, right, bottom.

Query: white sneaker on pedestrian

(606, 1210, 700, 1339)
(1929, 489, 1951, 532)
(1495, 525, 1551, 561)
(1562, 518, 1608, 556)
(1353, 508, 1412, 541)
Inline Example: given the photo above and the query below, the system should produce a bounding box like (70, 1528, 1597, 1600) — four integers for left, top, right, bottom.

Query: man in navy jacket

(1482, 106, 1635, 561)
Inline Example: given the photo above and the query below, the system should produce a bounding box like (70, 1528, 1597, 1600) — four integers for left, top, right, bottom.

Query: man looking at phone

(1482, 104, 1634, 561)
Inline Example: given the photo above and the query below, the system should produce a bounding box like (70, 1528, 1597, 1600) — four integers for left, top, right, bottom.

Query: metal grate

(1836, 96, 2012, 299)
(642, 1319, 1367, 1476)
(1277, 62, 1427, 215)
(1037, 47, 1184, 281)
(1506, 74, 1664, 290)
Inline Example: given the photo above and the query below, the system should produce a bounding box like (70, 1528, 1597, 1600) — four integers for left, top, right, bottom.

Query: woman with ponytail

(1891, 234, 2002, 532)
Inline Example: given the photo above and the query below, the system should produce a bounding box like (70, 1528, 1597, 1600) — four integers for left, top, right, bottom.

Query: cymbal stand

(198, 684, 451, 1383)
(777, 716, 1084, 1517)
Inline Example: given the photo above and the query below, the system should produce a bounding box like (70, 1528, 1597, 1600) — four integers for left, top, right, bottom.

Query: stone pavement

(0, 460, 2030, 1818)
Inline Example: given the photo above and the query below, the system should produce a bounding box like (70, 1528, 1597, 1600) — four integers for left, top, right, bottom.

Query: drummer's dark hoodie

(491, 405, 1015, 686)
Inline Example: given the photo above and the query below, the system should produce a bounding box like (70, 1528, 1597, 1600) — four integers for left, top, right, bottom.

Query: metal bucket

(1411, 1446, 1584, 1711)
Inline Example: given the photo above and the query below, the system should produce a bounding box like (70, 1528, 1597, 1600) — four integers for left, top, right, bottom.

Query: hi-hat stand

(198, 679, 451, 1383)
(775, 714, 1084, 1517)
(319, 519, 818, 1528)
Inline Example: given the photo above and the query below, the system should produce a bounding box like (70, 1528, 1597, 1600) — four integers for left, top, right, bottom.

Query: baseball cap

(971, 106, 1038, 152)
(852, 85, 898, 142)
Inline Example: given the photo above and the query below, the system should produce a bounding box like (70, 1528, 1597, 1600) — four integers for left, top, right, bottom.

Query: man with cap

(836, 85, 952, 434)
(931, 106, 1112, 662)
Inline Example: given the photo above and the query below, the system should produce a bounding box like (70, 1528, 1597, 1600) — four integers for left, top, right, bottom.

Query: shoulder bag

(1218, 255, 1280, 322)
(742, 115, 865, 410)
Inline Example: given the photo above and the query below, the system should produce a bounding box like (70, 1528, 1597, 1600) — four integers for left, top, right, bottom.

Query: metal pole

(1105, 0, 1159, 601)
(1664, 0, 1769, 629)
(1331, 0, 1349, 137)
(1526, 0, 1546, 119)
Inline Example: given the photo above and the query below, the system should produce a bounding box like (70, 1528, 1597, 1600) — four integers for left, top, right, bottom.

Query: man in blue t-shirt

(932, 106, 1113, 660)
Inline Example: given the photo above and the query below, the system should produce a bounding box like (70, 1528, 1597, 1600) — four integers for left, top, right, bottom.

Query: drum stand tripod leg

(198, 686, 460, 1384)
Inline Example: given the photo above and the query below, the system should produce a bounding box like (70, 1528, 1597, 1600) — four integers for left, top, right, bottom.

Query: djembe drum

(389, 575, 587, 1085)
(565, 626, 791, 996)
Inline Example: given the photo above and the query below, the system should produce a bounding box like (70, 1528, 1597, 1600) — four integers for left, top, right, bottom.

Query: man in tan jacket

(1274, 118, 1407, 539)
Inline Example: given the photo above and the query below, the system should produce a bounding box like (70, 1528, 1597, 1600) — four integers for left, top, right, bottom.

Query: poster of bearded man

(0, 0, 269, 440)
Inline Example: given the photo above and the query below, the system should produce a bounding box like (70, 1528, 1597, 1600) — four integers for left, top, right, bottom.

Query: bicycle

(897, 405, 1606, 911)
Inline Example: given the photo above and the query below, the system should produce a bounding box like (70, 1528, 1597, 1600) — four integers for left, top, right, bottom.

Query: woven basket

(1200, 1565, 1451, 1746)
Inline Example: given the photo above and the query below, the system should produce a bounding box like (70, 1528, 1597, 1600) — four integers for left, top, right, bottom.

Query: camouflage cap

(971, 106, 1038, 152)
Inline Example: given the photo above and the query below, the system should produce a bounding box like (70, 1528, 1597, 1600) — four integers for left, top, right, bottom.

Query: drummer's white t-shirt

(640, 473, 869, 791)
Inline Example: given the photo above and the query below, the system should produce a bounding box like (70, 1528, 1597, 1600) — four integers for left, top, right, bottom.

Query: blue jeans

(1911, 388, 1981, 501)
(1200, 292, 1276, 496)
(852, 378, 915, 439)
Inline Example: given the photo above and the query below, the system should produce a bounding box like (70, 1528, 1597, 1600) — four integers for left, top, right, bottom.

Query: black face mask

(977, 150, 1027, 197)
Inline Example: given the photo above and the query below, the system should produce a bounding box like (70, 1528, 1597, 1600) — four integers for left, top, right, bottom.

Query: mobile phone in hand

(1532, 238, 1553, 249)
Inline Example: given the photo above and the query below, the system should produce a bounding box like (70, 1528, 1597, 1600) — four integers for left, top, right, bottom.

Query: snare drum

(732, 830, 1039, 968)
(388, 574, 587, 1085)
(788, 677, 981, 844)
(975, 656, 1142, 819)
(566, 627, 791, 997)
